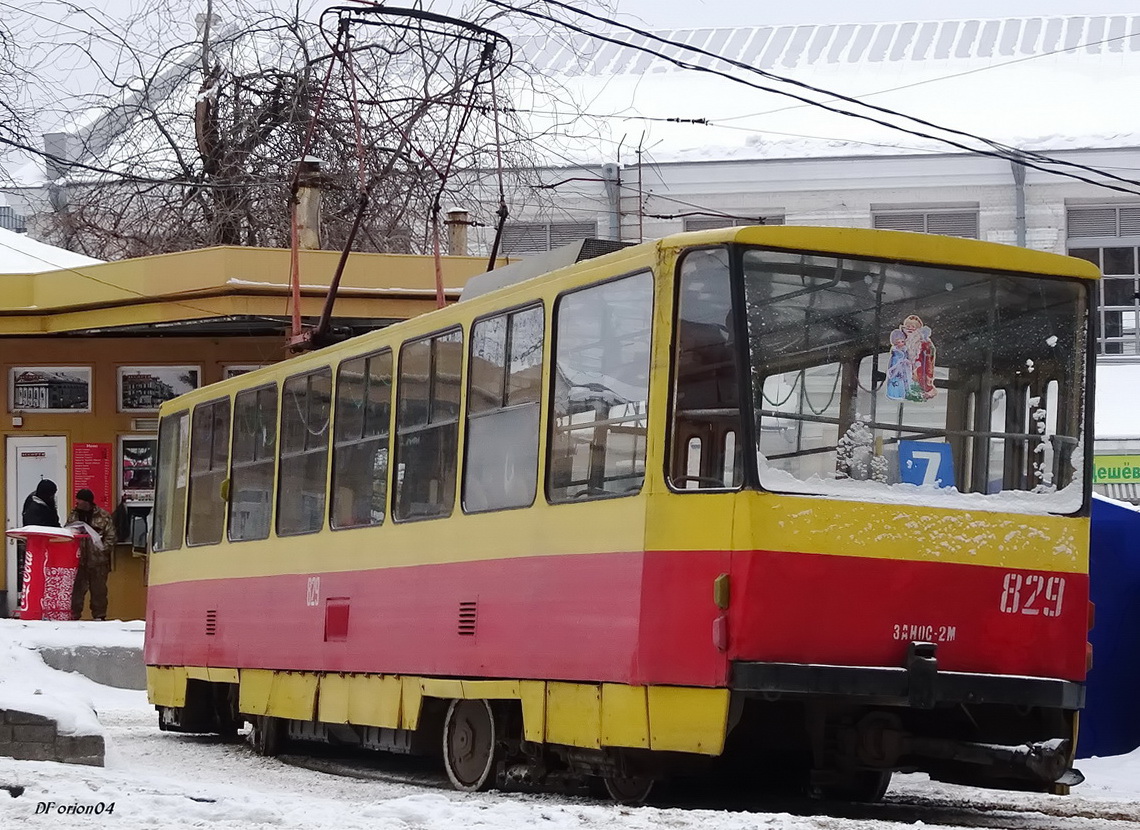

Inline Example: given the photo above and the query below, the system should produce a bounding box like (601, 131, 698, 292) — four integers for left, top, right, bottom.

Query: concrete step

(37, 646, 146, 691)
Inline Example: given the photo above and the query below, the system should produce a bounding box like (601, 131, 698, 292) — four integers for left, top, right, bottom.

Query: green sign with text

(1094, 455, 1140, 484)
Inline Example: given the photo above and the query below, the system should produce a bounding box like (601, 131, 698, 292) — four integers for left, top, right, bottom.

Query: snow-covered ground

(2, 619, 1140, 829)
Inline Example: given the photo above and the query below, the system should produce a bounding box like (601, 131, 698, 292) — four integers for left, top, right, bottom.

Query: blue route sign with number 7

(898, 441, 955, 488)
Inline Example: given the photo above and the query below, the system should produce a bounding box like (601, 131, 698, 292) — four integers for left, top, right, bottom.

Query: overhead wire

(483, 0, 1140, 198)
(719, 27, 1140, 123)
(494, 128, 768, 228)
(549, 2, 1140, 194)
(529, 0, 1140, 192)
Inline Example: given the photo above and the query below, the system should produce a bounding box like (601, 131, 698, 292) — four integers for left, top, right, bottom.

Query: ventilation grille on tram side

(205, 609, 217, 636)
(457, 601, 477, 636)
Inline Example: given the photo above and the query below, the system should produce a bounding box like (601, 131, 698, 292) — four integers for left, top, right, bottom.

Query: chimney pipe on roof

(43, 132, 74, 182)
(446, 209, 470, 256)
(601, 162, 622, 242)
(295, 157, 322, 250)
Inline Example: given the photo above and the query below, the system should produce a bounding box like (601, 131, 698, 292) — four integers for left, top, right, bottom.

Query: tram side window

(395, 328, 463, 521)
(464, 305, 543, 512)
(278, 368, 333, 536)
(228, 384, 278, 542)
(669, 248, 744, 490)
(186, 398, 231, 546)
(548, 271, 653, 502)
(153, 411, 189, 552)
(332, 350, 392, 528)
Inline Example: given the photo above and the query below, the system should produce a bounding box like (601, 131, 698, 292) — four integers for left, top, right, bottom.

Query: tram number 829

(999, 573, 1065, 617)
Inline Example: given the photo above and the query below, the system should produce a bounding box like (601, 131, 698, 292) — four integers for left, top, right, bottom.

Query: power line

(529, 0, 1140, 194)
(485, 1, 1140, 198)
(720, 28, 1140, 123)
(495, 130, 769, 227)
(499, 105, 949, 155)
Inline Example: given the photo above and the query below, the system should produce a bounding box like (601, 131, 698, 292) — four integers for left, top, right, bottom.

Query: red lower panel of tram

(144, 549, 1088, 686)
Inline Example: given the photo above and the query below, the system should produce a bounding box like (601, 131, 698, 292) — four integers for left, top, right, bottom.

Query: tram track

(272, 745, 1140, 829)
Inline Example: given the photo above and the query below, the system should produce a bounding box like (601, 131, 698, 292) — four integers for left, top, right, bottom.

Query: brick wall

(0, 709, 104, 766)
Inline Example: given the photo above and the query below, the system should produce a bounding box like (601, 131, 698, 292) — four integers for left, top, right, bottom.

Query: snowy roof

(510, 13, 1140, 165)
(523, 15, 1140, 75)
(0, 227, 103, 273)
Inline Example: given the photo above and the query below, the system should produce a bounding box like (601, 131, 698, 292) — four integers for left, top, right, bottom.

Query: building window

(331, 350, 392, 529)
(464, 305, 544, 512)
(682, 215, 785, 231)
(229, 384, 278, 542)
(277, 369, 333, 536)
(0, 205, 26, 233)
(186, 398, 231, 546)
(1067, 205, 1140, 357)
(501, 221, 597, 255)
(394, 328, 463, 521)
(548, 272, 653, 502)
(873, 209, 979, 239)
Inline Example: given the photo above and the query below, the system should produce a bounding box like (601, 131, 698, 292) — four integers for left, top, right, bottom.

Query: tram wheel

(814, 770, 892, 803)
(250, 715, 283, 757)
(601, 773, 655, 806)
(443, 699, 500, 791)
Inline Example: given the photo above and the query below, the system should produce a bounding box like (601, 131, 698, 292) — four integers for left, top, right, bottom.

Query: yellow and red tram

(145, 226, 1097, 802)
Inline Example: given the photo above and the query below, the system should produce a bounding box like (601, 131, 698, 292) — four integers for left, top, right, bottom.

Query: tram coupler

(845, 712, 1081, 786)
(909, 736, 1081, 785)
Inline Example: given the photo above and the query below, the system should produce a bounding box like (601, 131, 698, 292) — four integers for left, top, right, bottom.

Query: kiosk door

(5, 436, 67, 616)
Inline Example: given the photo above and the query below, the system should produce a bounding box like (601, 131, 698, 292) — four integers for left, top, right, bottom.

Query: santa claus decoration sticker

(886, 314, 937, 403)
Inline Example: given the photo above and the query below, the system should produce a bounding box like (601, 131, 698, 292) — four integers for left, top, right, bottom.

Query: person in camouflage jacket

(68, 488, 117, 620)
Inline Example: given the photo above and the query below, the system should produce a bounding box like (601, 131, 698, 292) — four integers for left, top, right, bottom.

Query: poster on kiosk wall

(72, 442, 113, 509)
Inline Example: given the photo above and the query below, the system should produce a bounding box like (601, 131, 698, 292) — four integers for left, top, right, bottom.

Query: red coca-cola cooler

(7, 526, 82, 621)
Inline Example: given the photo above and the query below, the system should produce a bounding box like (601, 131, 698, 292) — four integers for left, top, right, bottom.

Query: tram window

(153, 411, 189, 552)
(669, 248, 744, 490)
(743, 248, 1087, 508)
(548, 272, 652, 502)
(228, 384, 278, 542)
(332, 350, 392, 529)
(186, 398, 231, 546)
(395, 328, 463, 521)
(277, 368, 333, 536)
(464, 305, 543, 513)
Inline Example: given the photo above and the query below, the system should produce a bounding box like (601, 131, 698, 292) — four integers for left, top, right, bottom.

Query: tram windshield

(741, 248, 1088, 513)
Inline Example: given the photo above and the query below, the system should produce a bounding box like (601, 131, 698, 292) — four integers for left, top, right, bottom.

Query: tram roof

(468, 226, 1101, 303)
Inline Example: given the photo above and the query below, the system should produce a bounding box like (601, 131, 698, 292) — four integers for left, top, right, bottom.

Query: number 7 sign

(898, 441, 955, 488)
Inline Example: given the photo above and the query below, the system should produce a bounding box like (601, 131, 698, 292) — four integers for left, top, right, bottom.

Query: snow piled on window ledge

(757, 452, 1084, 516)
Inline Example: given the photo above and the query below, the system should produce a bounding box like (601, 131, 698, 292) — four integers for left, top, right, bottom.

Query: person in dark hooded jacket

(17, 479, 60, 601)
(21, 479, 61, 528)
